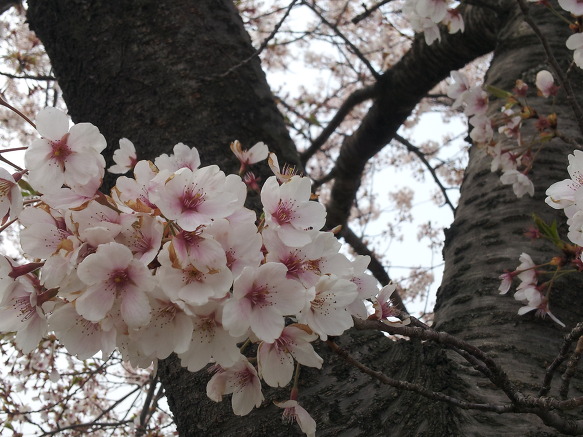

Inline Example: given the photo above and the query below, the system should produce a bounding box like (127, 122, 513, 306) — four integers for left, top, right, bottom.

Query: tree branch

(394, 133, 455, 212)
(325, 4, 499, 228)
(300, 84, 377, 165)
(351, 0, 394, 24)
(326, 339, 515, 413)
(301, 0, 381, 80)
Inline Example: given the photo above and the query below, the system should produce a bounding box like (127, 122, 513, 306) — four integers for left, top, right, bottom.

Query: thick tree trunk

(25, 0, 583, 436)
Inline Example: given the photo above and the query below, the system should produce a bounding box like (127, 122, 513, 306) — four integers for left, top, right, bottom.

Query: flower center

(50, 133, 72, 165)
(273, 201, 294, 225)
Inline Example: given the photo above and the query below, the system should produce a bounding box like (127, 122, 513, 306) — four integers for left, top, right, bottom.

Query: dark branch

(300, 84, 377, 165)
(394, 133, 455, 212)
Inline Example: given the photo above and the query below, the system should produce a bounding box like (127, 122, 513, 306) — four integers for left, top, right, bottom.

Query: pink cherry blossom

(49, 302, 117, 359)
(499, 169, 534, 198)
(222, 263, 306, 343)
(108, 138, 137, 174)
(516, 288, 565, 327)
(447, 71, 470, 109)
(566, 33, 583, 69)
(131, 288, 193, 359)
(154, 142, 200, 172)
(0, 167, 22, 221)
(558, 0, 583, 15)
(298, 275, 358, 340)
(444, 9, 464, 34)
(258, 324, 322, 388)
(230, 140, 269, 173)
(178, 300, 242, 372)
(545, 150, 583, 213)
(415, 0, 448, 22)
(261, 175, 326, 247)
(0, 276, 49, 353)
(76, 242, 153, 328)
(206, 358, 264, 416)
(150, 166, 239, 231)
(372, 283, 401, 321)
(535, 70, 559, 98)
(274, 399, 316, 437)
(25, 107, 106, 196)
(157, 241, 232, 306)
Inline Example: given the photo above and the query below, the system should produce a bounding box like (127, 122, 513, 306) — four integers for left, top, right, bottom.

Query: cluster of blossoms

(497, 150, 583, 328)
(446, 69, 559, 198)
(0, 107, 403, 436)
(403, 0, 464, 45)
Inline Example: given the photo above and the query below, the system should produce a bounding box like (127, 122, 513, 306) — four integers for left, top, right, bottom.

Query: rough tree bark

(24, 0, 583, 436)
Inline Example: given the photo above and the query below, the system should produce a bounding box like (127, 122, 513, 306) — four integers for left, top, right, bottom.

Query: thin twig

(351, 0, 394, 24)
(394, 133, 455, 212)
(560, 335, 583, 399)
(202, 0, 299, 81)
(326, 339, 515, 413)
(539, 322, 583, 396)
(301, 0, 381, 80)
(300, 85, 377, 165)
(0, 70, 56, 81)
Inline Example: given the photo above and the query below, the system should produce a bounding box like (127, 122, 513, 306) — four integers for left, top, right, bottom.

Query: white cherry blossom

(222, 263, 306, 343)
(25, 107, 106, 196)
(76, 242, 154, 328)
(261, 175, 326, 247)
(108, 137, 137, 174)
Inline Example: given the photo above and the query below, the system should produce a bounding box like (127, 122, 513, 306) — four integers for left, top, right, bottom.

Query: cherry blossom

(222, 263, 306, 343)
(516, 287, 565, 327)
(154, 142, 200, 172)
(0, 167, 23, 221)
(274, 399, 316, 437)
(76, 242, 154, 328)
(230, 140, 269, 173)
(108, 138, 137, 174)
(24, 107, 106, 196)
(545, 150, 583, 214)
(178, 300, 242, 372)
(298, 275, 358, 340)
(566, 33, 583, 69)
(499, 169, 534, 198)
(150, 166, 240, 231)
(535, 70, 559, 98)
(261, 175, 326, 247)
(257, 324, 323, 388)
(558, 0, 583, 15)
(206, 358, 264, 416)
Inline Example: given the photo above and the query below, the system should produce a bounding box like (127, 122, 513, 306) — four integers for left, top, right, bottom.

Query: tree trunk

(25, 0, 583, 436)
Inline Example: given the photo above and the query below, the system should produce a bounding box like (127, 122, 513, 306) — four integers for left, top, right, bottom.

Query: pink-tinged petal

(77, 243, 133, 285)
(291, 201, 326, 231)
(75, 285, 116, 322)
(260, 176, 280, 212)
(120, 288, 151, 328)
(222, 297, 252, 337)
(35, 107, 69, 140)
(249, 306, 285, 343)
(258, 342, 294, 387)
(67, 123, 107, 153)
(277, 225, 313, 247)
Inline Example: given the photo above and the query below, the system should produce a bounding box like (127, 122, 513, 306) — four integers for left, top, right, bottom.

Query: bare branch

(539, 322, 583, 396)
(394, 133, 455, 212)
(301, 0, 382, 80)
(300, 84, 377, 165)
(351, 0, 394, 24)
(0, 70, 56, 81)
